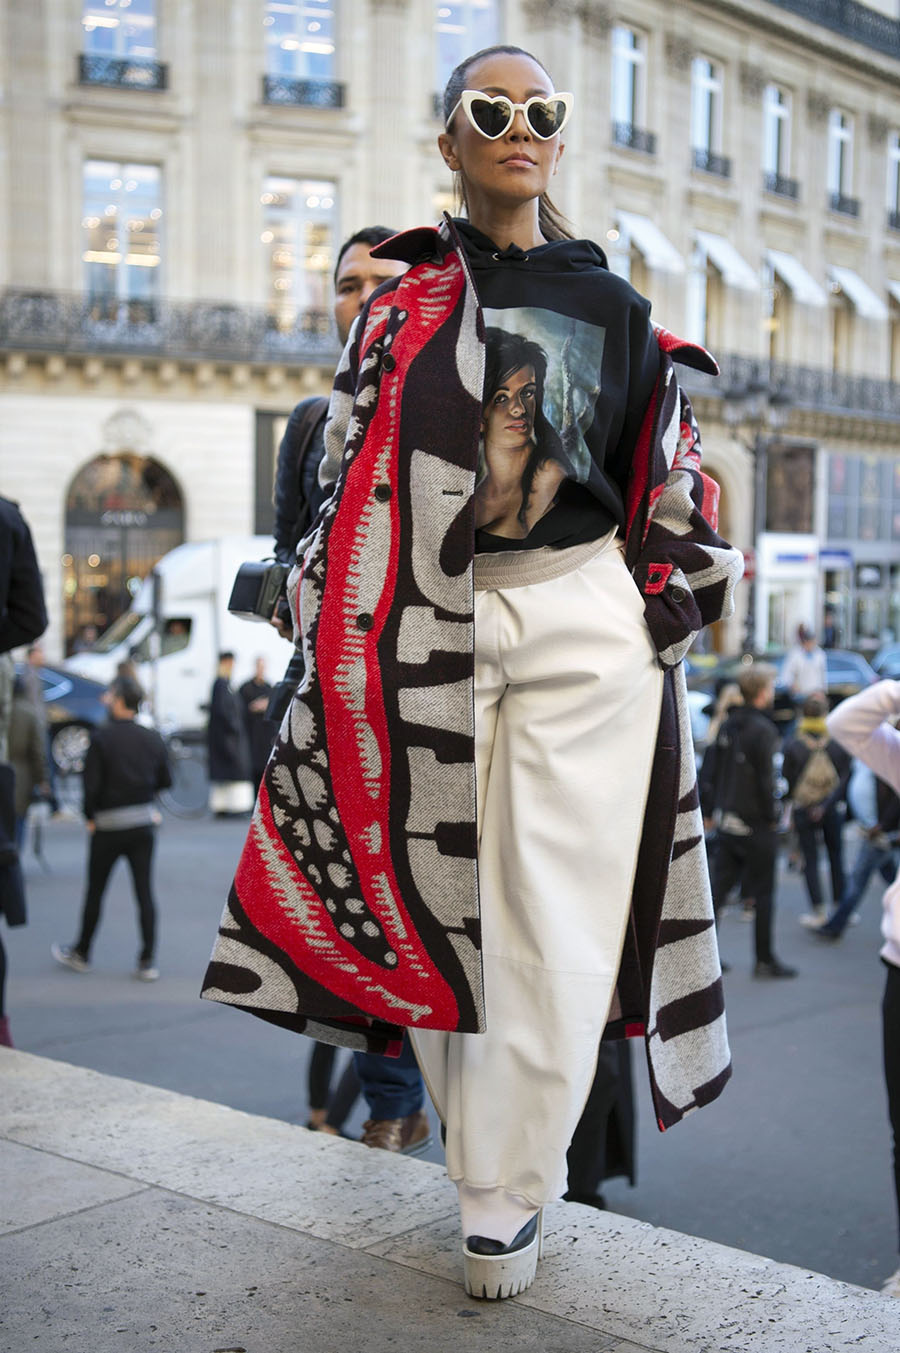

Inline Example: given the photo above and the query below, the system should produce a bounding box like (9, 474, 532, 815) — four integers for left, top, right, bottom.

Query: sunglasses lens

(470, 96, 512, 137)
(527, 99, 566, 138)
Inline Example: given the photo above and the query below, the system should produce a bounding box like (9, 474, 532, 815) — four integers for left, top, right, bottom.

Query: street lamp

(722, 380, 793, 651)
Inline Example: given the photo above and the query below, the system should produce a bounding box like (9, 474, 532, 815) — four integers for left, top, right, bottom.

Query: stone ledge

(2, 1049, 898, 1352)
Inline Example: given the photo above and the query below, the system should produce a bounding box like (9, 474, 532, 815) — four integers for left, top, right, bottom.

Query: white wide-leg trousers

(412, 533, 663, 1243)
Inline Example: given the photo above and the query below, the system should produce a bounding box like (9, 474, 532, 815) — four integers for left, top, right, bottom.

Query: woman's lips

(506, 419, 528, 432)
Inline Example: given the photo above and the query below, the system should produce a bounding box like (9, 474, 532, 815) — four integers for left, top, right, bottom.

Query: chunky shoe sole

(463, 1211, 543, 1300)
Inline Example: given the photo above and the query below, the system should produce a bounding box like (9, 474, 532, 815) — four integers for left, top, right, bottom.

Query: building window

(435, 2, 500, 96)
(264, 2, 337, 80)
(888, 131, 900, 230)
(762, 84, 797, 196)
(685, 244, 723, 349)
(82, 0, 157, 58)
(691, 57, 729, 176)
(261, 176, 338, 334)
(82, 160, 162, 321)
(611, 26, 646, 134)
(827, 108, 858, 213)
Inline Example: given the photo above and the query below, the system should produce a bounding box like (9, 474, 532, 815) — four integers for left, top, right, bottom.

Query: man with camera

(259, 227, 430, 1157)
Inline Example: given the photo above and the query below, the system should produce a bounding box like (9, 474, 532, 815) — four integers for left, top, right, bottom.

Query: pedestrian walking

(51, 675, 171, 981)
(815, 763, 900, 940)
(783, 693, 851, 927)
(782, 623, 828, 703)
(202, 43, 741, 1299)
(238, 658, 274, 789)
(8, 676, 49, 848)
(825, 679, 900, 1297)
(710, 663, 797, 978)
(207, 653, 253, 816)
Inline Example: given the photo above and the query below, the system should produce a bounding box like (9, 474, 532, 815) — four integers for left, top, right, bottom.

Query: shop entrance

(63, 454, 184, 655)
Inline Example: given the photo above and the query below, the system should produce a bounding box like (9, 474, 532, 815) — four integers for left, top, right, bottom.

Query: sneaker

(134, 963, 159, 982)
(881, 1267, 900, 1298)
(799, 911, 826, 929)
(51, 944, 90, 973)
(754, 958, 798, 979)
(464, 1211, 543, 1300)
(361, 1108, 433, 1156)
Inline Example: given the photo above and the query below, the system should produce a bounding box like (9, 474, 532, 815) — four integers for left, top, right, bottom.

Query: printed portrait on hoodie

(477, 310, 605, 540)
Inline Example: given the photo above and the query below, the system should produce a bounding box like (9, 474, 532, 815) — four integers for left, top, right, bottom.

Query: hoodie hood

(452, 218, 610, 273)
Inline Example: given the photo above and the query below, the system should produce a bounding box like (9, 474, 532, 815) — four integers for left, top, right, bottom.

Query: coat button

(670, 585, 687, 602)
(356, 612, 374, 631)
(382, 353, 396, 372)
(374, 484, 392, 502)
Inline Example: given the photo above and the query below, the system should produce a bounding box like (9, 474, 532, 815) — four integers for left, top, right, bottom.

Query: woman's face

(439, 52, 565, 210)
(482, 364, 537, 453)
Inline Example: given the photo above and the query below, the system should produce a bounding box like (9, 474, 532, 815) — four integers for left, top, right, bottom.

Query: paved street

(5, 803, 896, 1292)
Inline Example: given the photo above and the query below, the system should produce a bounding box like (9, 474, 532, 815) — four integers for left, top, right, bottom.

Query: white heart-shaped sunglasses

(446, 90, 574, 141)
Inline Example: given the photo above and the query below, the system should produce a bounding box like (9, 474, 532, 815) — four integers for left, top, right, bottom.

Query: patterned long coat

(202, 219, 744, 1132)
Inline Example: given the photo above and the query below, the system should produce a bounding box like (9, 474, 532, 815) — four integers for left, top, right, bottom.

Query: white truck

(65, 537, 294, 733)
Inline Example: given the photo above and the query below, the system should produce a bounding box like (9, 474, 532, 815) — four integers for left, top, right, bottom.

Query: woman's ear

(553, 139, 565, 175)
(438, 131, 460, 172)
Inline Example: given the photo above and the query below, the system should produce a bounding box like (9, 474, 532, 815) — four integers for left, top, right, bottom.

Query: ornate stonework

(665, 33, 693, 73)
(102, 407, 153, 455)
(740, 62, 766, 101)
(868, 112, 890, 144)
(806, 90, 831, 124)
(521, 0, 581, 25)
(579, 1, 612, 40)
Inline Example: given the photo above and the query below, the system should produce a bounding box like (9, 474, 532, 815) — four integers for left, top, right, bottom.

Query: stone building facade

(1, 0, 899, 658)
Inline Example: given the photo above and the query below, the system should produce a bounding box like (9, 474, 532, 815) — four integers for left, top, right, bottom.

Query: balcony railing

(829, 191, 861, 217)
(766, 0, 900, 60)
(78, 53, 168, 90)
(0, 289, 340, 366)
(763, 171, 800, 200)
(889, 209, 900, 233)
(262, 76, 345, 108)
(693, 148, 732, 178)
(612, 122, 657, 155)
(683, 352, 900, 421)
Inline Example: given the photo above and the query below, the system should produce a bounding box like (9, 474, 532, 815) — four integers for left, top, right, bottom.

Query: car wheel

(51, 723, 91, 775)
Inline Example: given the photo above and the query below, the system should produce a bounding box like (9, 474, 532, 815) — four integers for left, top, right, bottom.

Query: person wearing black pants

(883, 964, 900, 1274)
(709, 663, 797, 979)
(75, 825, 156, 965)
(52, 675, 171, 981)
(826, 678, 900, 1295)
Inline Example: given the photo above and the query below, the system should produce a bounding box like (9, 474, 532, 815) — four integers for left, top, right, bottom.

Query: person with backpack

(814, 758, 900, 940)
(710, 663, 796, 977)
(783, 693, 851, 928)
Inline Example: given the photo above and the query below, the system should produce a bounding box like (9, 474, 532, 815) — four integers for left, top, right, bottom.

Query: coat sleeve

(827, 681, 900, 798)
(629, 377, 744, 669)
(0, 502, 49, 655)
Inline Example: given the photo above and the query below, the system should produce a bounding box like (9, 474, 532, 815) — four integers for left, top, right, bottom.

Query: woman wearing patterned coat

(203, 45, 743, 1298)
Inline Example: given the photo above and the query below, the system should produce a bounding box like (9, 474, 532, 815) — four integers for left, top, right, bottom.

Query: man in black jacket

(710, 663, 797, 978)
(52, 676, 171, 980)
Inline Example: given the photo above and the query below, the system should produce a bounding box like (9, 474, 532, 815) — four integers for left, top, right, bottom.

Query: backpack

(792, 733, 840, 809)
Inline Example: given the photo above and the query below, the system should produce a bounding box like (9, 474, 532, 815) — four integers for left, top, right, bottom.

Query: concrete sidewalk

(2, 1051, 898, 1353)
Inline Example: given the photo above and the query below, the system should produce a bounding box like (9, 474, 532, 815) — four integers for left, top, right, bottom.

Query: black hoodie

(455, 220, 661, 554)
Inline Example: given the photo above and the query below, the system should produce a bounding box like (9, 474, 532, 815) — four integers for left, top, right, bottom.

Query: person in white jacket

(827, 680, 900, 1298)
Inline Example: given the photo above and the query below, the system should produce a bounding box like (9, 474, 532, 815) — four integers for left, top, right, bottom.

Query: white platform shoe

(463, 1209, 544, 1300)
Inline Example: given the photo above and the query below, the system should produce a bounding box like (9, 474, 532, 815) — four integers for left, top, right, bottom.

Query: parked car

(872, 642, 900, 678)
(15, 663, 107, 773)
